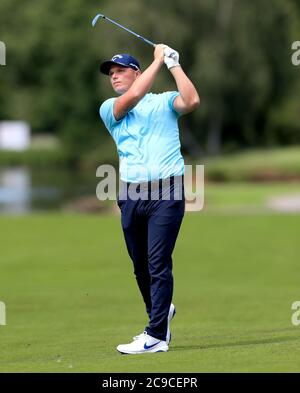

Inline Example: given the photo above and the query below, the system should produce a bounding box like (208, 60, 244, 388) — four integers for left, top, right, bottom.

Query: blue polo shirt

(99, 91, 184, 183)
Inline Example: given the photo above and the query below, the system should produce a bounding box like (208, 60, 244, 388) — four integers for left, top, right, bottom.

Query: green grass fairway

(1, 212, 300, 372)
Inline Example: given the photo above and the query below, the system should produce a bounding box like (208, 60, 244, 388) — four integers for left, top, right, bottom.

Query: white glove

(164, 46, 180, 70)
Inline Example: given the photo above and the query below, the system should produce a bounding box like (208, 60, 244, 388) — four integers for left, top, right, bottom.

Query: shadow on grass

(172, 333, 300, 351)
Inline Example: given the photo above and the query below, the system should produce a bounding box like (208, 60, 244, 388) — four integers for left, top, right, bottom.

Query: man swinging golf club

(99, 44, 200, 354)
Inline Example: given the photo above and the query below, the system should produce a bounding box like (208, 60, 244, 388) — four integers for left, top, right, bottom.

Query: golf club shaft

(92, 14, 156, 47)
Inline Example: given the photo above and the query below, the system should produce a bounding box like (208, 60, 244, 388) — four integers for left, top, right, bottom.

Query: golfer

(99, 44, 200, 354)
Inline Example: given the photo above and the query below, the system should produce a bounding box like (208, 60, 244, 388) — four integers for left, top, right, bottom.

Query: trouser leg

(145, 199, 185, 341)
(118, 199, 152, 318)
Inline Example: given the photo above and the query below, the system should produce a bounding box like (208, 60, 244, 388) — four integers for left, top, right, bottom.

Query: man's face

(109, 65, 140, 94)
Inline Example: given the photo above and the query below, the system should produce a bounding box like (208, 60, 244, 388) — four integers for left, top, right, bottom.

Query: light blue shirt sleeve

(164, 91, 181, 117)
(99, 98, 119, 133)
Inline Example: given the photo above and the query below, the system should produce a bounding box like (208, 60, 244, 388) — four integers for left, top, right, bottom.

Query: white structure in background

(0, 168, 31, 214)
(0, 121, 31, 150)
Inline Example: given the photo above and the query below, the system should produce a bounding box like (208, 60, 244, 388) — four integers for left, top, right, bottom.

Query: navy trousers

(117, 176, 185, 341)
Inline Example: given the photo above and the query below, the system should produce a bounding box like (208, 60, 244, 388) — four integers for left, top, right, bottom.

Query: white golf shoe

(166, 303, 176, 345)
(117, 331, 168, 354)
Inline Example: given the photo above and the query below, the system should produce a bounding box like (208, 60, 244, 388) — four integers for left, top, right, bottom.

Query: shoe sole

(166, 304, 176, 345)
(117, 342, 169, 355)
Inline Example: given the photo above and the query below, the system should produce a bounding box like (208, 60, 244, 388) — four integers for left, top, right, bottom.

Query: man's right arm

(114, 44, 165, 120)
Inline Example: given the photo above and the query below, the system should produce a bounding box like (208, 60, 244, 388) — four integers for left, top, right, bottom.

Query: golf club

(92, 14, 156, 48)
(92, 13, 176, 60)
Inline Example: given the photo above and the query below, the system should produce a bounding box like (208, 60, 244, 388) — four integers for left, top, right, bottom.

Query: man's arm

(164, 47, 200, 115)
(171, 66, 200, 115)
(114, 45, 165, 120)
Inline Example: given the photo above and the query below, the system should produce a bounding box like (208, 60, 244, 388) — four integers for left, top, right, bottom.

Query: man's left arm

(164, 47, 200, 115)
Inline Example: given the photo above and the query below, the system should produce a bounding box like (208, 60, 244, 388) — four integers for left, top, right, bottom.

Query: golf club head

(92, 14, 105, 27)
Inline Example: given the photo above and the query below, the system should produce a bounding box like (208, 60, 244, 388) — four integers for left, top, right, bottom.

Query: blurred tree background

(0, 0, 299, 167)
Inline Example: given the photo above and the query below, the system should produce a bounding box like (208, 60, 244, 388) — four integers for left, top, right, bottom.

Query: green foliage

(0, 0, 299, 162)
